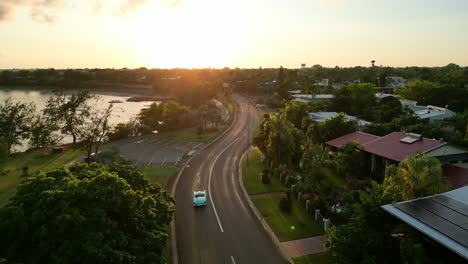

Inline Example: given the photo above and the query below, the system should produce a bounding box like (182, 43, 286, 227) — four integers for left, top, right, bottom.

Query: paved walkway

(250, 191, 285, 199)
(280, 235, 327, 258)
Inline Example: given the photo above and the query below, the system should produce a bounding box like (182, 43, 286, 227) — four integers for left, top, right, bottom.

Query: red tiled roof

(361, 132, 446, 162)
(443, 165, 468, 190)
(326, 131, 380, 148)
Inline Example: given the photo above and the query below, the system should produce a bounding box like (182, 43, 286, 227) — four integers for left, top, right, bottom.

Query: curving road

(173, 95, 286, 264)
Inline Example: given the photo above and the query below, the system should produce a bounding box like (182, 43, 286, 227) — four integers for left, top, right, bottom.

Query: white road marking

(209, 137, 240, 233)
(231, 256, 236, 264)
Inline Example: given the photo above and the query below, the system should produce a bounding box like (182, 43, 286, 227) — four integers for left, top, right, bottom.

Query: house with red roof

(326, 131, 468, 189)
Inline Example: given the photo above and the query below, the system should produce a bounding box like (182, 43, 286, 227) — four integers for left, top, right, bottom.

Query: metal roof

(382, 186, 468, 260)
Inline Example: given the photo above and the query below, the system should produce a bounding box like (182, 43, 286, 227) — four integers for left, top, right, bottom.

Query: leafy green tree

(375, 96, 403, 123)
(0, 99, 35, 152)
(162, 101, 189, 130)
(43, 91, 92, 145)
(279, 100, 309, 129)
(325, 182, 397, 264)
(138, 102, 164, 133)
(28, 114, 62, 149)
(348, 83, 378, 120)
(306, 113, 357, 144)
(79, 105, 113, 163)
(383, 153, 448, 201)
(335, 141, 368, 180)
(0, 163, 174, 264)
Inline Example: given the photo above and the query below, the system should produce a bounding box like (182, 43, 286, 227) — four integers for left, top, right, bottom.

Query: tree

(383, 153, 448, 201)
(279, 100, 309, 129)
(306, 113, 358, 144)
(335, 141, 368, 180)
(0, 99, 35, 152)
(375, 96, 403, 123)
(138, 102, 164, 134)
(162, 101, 189, 130)
(80, 105, 113, 163)
(28, 114, 62, 149)
(348, 83, 378, 120)
(43, 91, 92, 145)
(0, 163, 174, 264)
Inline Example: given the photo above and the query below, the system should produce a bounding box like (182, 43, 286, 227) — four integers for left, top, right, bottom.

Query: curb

(237, 150, 294, 264)
(169, 101, 238, 264)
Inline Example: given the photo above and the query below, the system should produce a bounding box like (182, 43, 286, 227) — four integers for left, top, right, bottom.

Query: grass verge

(140, 166, 180, 186)
(154, 126, 225, 143)
(292, 252, 331, 264)
(252, 195, 324, 242)
(242, 148, 288, 195)
(0, 146, 83, 204)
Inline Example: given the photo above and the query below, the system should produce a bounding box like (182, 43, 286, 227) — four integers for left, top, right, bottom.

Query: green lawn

(253, 195, 324, 242)
(293, 252, 331, 264)
(242, 148, 288, 195)
(0, 146, 83, 204)
(140, 166, 180, 186)
(154, 126, 225, 143)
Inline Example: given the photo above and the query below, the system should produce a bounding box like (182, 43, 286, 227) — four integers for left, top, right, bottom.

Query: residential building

(308, 112, 371, 130)
(326, 131, 468, 189)
(292, 94, 334, 103)
(382, 186, 468, 261)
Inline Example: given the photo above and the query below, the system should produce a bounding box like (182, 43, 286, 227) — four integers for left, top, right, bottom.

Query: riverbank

(0, 84, 156, 98)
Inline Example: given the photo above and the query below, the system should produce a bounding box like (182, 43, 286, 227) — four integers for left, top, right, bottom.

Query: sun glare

(122, 0, 246, 68)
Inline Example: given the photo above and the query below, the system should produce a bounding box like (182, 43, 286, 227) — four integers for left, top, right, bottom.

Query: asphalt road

(174, 95, 286, 264)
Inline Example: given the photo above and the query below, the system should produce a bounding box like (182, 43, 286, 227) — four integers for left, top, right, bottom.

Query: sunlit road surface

(174, 95, 286, 264)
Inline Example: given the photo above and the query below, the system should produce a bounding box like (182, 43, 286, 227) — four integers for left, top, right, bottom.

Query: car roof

(194, 191, 206, 195)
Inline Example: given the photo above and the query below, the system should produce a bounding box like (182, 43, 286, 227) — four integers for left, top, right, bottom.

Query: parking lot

(105, 135, 203, 166)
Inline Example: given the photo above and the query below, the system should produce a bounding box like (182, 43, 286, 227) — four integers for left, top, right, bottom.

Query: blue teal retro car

(193, 191, 207, 207)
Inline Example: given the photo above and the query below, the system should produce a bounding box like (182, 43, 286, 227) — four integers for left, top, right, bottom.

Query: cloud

(0, 0, 184, 22)
(117, 0, 183, 17)
(0, 0, 65, 23)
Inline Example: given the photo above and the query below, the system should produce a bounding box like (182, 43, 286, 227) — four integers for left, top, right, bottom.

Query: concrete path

(280, 235, 327, 258)
(250, 191, 285, 199)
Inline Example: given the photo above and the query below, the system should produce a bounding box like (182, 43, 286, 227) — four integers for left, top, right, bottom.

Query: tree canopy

(0, 163, 174, 264)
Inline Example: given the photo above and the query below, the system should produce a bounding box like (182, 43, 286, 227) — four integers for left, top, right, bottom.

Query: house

(292, 94, 334, 103)
(382, 186, 468, 261)
(386, 76, 406, 88)
(326, 131, 468, 189)
(308, 112, 371, 130)
(376, 94, 456, 121)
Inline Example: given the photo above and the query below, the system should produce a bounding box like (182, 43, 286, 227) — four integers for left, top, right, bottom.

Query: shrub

(262, 173, 271, 184)
(285, 175, 295, 187)
(279, 194, 292, 212)
(196, 125, 204, 135)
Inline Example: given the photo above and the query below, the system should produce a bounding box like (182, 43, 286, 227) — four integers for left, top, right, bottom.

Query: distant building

(376, 94, 456, 121)
(292, 94, 334, 103)
(288, 90, 302, 94)
(301, 63, 307, 69)
(308, 112, 371, 130)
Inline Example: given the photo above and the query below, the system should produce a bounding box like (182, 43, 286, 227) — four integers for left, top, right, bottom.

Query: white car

(256, 104, 265, 108)
(193, 191, 207, 207)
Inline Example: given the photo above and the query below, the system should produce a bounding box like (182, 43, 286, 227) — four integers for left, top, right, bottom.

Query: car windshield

(195, 193, 205, 198)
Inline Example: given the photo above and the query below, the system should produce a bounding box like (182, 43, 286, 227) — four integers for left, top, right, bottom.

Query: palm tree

(384, 153, 448, 201)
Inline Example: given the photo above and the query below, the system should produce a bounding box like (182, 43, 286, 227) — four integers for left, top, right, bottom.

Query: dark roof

(361, 132, 446, 162)
(443, 165, 468, 190)
(382, 187, 468, 260)
(326, 131, 380, 148)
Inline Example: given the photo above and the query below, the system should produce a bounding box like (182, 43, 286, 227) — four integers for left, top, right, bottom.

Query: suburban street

(174, 95, 286, 264)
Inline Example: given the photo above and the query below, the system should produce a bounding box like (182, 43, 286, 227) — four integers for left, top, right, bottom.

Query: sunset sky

(1, 0, 468, 69)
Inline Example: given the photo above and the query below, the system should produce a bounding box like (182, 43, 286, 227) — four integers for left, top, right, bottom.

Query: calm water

(0, 89, 152, 152)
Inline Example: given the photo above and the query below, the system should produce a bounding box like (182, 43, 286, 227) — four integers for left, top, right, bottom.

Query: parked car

(193, 191, 207, 207)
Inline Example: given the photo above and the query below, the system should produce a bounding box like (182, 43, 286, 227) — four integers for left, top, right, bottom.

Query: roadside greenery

(140, 166, 180, 186)
(253, 195, 324, 241)
(0, 163, 174, 264)
(293, 252, 331, 264)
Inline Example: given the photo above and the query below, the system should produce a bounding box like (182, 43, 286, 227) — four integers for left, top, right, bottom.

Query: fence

(290, 184, 334, 232)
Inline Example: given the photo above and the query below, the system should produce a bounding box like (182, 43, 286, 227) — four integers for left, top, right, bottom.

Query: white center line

(231, 256, 236, 264)
(209, 138, 240, 233)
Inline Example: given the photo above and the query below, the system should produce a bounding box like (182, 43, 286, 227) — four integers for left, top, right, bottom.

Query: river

(0, 89, 153, 152)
